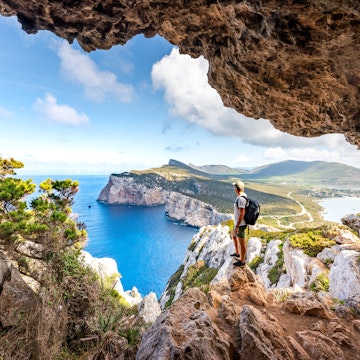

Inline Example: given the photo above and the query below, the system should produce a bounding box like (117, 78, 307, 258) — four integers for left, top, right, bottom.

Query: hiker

(231, 180, 247, 267)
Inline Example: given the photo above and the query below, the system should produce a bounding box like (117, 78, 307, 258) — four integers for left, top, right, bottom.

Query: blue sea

(25, 175, 197, 298)
(319, 197, 360, 223)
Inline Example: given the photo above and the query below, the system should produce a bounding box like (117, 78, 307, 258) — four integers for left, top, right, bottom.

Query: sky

(0, 15, 359, 176)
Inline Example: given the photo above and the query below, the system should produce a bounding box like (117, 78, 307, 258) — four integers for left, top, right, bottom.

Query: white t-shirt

(234, 193, 247, 226)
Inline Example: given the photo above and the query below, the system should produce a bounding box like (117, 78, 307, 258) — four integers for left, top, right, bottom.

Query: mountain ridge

(185, 159, 360, 187)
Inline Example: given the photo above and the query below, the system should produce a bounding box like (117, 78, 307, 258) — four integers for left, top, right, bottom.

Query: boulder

(295, 330, 344, 360)
(239, 305, 294, 360)
(0, 252, 39, 327)
(136, 288, 234, 360)
(329, 250, 360, 300)
(246, 237, 263, 264)
(137, 292, 161, 325)
(341, 214, 360, 235)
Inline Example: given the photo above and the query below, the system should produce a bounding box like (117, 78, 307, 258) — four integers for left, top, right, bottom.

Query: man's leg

(239, 237, 246, 263)
(232, 235, 240, 256)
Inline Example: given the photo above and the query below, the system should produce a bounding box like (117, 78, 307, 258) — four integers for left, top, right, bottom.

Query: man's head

(232, 180, 244, 193)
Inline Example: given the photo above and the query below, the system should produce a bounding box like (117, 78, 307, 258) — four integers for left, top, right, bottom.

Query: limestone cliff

(98, 173, 232, 227)
(98, 173, 169, 206)
(0, 1, 359, 147)
(165, 192, 232, 228)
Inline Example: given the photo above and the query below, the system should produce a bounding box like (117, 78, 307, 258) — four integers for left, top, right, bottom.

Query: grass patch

(288, 229, 335, 257)
(268, 245, 285, 285)
(248, 255, 264, 272)
(164, 265, 184, 309)
(182, 260, 218, 294)
(310, 273, 330, 292)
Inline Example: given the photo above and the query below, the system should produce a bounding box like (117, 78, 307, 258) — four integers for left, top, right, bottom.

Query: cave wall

(0, 0, 359, 147)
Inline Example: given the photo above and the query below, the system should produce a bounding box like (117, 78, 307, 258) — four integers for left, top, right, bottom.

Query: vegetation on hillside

(0, 158, 142, 360)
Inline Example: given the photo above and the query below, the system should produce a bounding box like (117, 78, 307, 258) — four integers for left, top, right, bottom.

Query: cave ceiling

(0, 0, 359, 148)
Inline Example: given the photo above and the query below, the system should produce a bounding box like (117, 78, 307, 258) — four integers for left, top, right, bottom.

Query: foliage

(248, 255, 264, 272)
(273, 288, 292, 303)
(268, 245, 285, 285)
(164, 264, 184, 308)
(0, 158, 141, 360)
(310, 273, 330, 293)
(288, 229, 335, 257)
(182, 260, 218, 294)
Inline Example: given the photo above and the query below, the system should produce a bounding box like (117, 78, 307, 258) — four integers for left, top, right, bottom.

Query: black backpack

(240, 195, 260, 225)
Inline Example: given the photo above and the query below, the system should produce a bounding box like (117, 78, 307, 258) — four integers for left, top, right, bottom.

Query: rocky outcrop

(98, 174, 169, 206)
(136, 292, 161, 325)
(1, 1, 359, 147)
(137, 288, 234, 360)
(329, 250, 360, 300)
(165, 192, 232, 228)
(80, 250, 142, 306)
(144, 221, 360, 359)
(0, 251, 40, 328)
(342, 213, 360, 235)
(98, 173, 232, 227)
(139, 263, 360, 360)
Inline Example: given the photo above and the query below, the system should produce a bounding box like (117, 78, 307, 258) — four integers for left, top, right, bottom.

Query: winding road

(262, 192, 314, 229)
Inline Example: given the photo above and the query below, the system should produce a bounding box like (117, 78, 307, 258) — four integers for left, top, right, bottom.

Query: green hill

(240, 160, 360, 187)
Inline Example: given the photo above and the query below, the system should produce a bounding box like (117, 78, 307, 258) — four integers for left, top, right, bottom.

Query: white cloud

(57, 41, 134, 102)
(235, 155, 252, 164)
(152, 48, 360, 168)
(33, 93, 89, 125)
(151, 48, 290, 145)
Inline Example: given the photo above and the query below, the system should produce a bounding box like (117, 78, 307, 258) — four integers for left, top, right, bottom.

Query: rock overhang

(0, 0, 359, 148)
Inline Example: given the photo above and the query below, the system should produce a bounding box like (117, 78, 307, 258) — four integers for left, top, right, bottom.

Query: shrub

(310, 273, 330, 293)
(248, 255, 264, 272)
(288, 230, 335, 257)
(182, 261, 218, 294)
(268, 248, 285, 285)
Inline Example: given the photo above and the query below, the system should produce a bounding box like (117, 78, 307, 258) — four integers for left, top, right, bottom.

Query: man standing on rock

(231, 180, 247, 267)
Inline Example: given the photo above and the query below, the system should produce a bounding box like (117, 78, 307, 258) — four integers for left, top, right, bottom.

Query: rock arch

(1, 0, 359, 147)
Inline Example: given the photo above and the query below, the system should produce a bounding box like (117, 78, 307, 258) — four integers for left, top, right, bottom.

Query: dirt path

(262, 192, 313, 229)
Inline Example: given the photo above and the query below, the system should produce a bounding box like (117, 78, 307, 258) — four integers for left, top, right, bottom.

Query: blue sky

(0, 15, 359, 175)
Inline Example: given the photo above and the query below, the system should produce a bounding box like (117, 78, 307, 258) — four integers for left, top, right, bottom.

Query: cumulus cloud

(151, 48, 359, 154)
(33, 93, 89, 125)
(57, 41, 133, 102)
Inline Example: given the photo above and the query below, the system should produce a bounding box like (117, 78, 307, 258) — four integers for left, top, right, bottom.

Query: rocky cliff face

(153, 216, 360, 359)
(98, 174, 169, 206)
(165, 192, 232, 228)
(0, 1, 359, 147)
(98, 173, 232, 227)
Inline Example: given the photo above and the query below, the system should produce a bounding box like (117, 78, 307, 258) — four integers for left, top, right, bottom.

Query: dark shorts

(235, 225, 247, 238)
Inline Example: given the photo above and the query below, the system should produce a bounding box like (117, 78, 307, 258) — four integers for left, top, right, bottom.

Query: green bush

(248, 255, 264, 272)
(268, 248, 285, 285)
(310, 273, 330, 293)
(288, 230, 335, 257)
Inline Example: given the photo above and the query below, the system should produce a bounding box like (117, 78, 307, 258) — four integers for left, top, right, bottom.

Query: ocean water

(25, 175, 197, 298)
(320, 197, 360, 223)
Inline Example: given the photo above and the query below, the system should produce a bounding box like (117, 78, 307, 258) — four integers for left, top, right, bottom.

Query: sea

(319, 197, 360, 223)
(24, 175, 198, 298)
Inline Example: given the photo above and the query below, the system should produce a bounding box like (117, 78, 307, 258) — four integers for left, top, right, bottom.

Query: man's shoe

(233, 260, 246, 267)
(230, 253, 240, 257)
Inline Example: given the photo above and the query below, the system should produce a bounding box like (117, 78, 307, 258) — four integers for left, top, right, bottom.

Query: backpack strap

(240, 195, 250, 234)
(240, 195, 249, 206)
